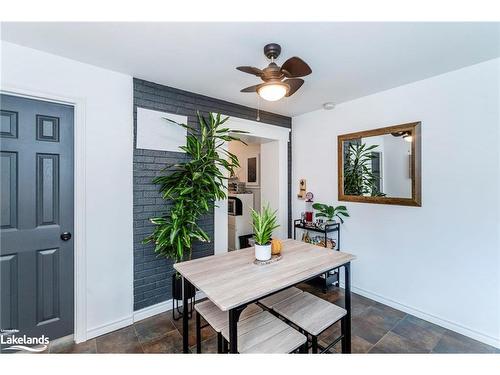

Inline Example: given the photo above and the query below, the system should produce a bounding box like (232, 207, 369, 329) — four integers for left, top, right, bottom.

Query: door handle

(60, 232, 72, 241)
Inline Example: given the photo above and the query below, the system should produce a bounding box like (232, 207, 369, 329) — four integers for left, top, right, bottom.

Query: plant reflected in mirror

(338, 122, 421, 207)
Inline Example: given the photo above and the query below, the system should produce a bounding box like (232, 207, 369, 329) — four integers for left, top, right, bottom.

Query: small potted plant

(312, 203, 349, 225)
(251, 204, 280, 261)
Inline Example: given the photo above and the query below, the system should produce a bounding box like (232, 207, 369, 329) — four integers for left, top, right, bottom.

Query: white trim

(86, 316, 133, 340)
(133, 291, 206, 323)
(339, 281, 500, 349)
(214, 116, 290, 255)
(0, 85, 88, 343)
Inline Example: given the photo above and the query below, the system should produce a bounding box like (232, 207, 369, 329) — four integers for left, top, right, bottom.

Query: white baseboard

(85, 292, 206, 340)
(86, 316, 133, 340)
(340, 282, 500, 349)
(133, 291, 206, 323)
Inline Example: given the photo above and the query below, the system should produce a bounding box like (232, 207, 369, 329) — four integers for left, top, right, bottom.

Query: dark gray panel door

(0, 94, 74, 340)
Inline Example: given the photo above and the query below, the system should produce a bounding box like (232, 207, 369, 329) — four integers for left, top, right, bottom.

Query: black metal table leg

(182, 276, 190, 353)
(343, 262, 351, 353)
(217, 332, 223, 354)
(228, 306, 245, 354)
(195, 310, 201, 353)
(312, 336, 318, 354)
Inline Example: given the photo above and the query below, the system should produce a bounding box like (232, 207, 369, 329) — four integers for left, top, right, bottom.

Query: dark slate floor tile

(391, 316, 444, 351)
(135, 312, 177, 343)
(49, 335, 97, 354)
(96, 326, 143, 353)
(172, 314, 216, 347)
(432, 330, 498, 354)
(368, 305, 405, 330)
(320, 334, 373, 354)
(369, 332, 429, 354)
(189, 335, 219, 354)
(351, 303, 405, 345)
(350, 334, 374, 353)
(352, 316, 391, 345)
(372, 302, 407, 321)
(403, 315, 447, 336)
(142, 329, 184, 354)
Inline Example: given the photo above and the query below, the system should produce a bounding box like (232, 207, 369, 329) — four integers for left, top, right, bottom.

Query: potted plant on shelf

(251, 204, 280, 261)
(143, 112, 246, 314)
(312, 203, 349, 225)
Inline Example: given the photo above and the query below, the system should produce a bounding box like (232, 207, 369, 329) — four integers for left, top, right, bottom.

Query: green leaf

(143, 112, 246, 263)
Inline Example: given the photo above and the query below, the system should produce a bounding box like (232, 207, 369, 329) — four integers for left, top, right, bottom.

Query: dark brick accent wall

(133, 78, 292, 311)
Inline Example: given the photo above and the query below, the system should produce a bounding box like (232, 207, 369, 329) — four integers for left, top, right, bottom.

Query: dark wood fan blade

(284, 79, 304, 97)
(236, 66, 264, 76)
(281, 57, 312, 78)
(240, 84, 261, 93)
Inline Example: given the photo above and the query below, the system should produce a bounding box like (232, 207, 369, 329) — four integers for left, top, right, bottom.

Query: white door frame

(214, 115, 290, 255)
(1, 85, 87, 343)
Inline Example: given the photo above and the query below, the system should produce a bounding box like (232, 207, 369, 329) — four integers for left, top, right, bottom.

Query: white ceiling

(1, 22, 499, 116)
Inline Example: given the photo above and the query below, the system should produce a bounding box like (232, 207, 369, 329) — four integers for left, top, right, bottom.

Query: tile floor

(48, 284, 499, 354)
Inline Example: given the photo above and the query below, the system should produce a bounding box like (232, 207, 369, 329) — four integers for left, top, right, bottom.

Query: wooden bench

(220, 310, 307, 354)
(259, 287, 303, 309)
(195, 300, 262, 353)
(272, 292, 347, 353)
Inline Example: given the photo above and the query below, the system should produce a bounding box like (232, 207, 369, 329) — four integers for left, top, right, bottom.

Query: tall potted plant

(143, 112, 245, 301)
(251, 204, 280, 261)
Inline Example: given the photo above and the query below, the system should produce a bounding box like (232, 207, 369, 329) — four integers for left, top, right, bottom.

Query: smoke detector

(323, 102, 335, 110)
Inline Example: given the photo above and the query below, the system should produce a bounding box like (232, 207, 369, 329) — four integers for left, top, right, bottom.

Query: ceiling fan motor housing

(264, 43, 281, 60)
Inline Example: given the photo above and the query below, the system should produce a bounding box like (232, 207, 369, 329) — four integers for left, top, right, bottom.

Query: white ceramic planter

(255, 243, 272, 261)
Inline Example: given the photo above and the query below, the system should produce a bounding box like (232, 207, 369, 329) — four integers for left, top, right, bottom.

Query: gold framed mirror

(338, 122, 421, 206)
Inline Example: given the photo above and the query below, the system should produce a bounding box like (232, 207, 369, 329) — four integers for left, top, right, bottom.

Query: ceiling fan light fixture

(257, 82, 288, 101)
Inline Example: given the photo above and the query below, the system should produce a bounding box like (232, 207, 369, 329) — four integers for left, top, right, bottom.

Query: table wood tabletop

(174, 239, 355, 311)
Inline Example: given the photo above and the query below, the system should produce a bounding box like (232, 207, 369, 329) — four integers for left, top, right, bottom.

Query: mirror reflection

(338, 122, 421, 206)
(343, 132, 412, 198)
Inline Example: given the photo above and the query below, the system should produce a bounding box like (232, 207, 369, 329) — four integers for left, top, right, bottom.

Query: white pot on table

(255, 243, 272, 261)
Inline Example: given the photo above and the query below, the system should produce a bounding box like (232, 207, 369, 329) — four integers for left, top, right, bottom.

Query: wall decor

(136, 107, 188, 152)
(246, 154, 260, 186)
(297, 179, 307, 199)
(338, 122, 421, 206)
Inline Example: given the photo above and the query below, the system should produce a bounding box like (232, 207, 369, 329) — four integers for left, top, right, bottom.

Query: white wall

(293, 58, 500, 348)
(1, 41, 134, 341)
(260, 141, 280, 215)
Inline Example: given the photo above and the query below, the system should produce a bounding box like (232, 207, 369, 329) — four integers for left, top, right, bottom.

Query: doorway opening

(227, 134, 280, 250)
(213, 116, 290, 255)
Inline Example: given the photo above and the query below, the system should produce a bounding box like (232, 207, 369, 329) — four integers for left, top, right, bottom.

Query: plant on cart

(312, 203, 349, 224)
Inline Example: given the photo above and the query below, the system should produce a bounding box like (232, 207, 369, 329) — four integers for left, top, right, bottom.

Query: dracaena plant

(343, 143, 385, 197)
(251, 204, 280, 245)
(312, 203, 349, 224)
(143, 112, 246, 264)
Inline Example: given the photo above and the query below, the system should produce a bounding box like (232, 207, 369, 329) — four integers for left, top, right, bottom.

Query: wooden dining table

(174, 239, 356, 354)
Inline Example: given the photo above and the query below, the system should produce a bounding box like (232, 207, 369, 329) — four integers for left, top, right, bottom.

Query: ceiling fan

(236, 43, 312, 102)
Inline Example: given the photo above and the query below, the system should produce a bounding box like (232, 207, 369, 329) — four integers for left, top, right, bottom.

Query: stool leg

(223, 337, 229, 353)
(217, 332, 223, 353)
(195, 311, 201, 353)
(341, 316, 347, 354)
(300, 342, 308, 353)
(312, 336, 318, 354)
